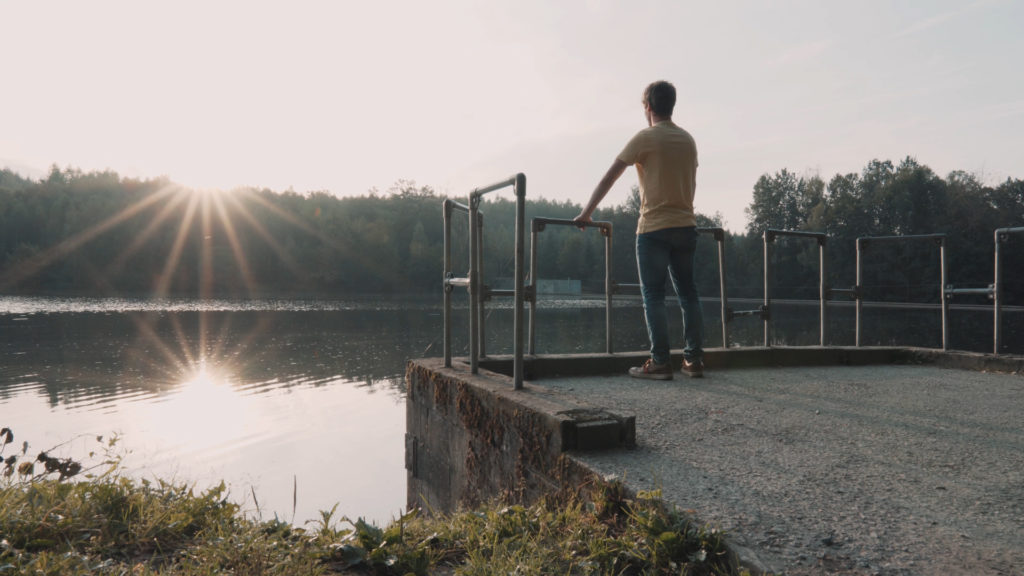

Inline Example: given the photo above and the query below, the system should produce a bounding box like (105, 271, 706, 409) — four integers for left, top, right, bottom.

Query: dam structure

(406, 175, 1024, 574)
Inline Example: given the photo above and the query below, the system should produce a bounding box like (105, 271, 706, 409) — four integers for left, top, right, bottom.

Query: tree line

(743, 158, 1024, 304)
(1, 160, 1021, 303)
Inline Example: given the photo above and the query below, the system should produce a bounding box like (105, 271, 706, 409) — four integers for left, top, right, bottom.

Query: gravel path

(541, 365, 1024, 575)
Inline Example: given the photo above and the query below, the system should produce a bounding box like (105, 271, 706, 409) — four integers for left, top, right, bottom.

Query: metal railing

(612, 227, 733, 347)
(703, 228, 732, 348)
(994, 227, 1024, 354)
(444, 190, 1021, 388)
(763, 229, 828, 346)
(944, 226, 1024, 354)
(528, 218, 613, 354)
(855, 234, 948, 350)
(442, 174, 527, 390)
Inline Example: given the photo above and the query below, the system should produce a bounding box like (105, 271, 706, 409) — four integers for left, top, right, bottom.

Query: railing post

(716, 230, 729, 348)
(856, 238, 863, 347)
(603, 224, 613, 354)
(443, 200, 453, 367)
(513, 173, 526, 390)
(477, 213, 486, 359)
(528, 221, 538, 355)
(940, 236, 948, 351)
(763, 230, 773, 347)
(468, 195, 481, 375)
(994, 228, 1003, 355)
(819, 236, 827, 346)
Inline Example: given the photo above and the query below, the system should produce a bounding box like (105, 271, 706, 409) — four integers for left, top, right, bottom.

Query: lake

(1, 294, 1019, 527)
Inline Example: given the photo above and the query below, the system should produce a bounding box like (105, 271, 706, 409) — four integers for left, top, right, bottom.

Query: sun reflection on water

(144, 362, 262, 458)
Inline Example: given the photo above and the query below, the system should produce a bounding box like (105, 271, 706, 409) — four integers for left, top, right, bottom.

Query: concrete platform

(406, 348, 1024, 575)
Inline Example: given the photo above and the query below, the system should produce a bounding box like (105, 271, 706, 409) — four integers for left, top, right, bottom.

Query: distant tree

(388, 179, 435, 199)
(624, 185, 641, 218)
(988, 178, 1024, 223)
(0, 169, 32, 191)
(742, 170, 826, 231)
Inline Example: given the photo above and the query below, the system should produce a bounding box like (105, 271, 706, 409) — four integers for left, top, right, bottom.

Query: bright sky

(2, 0, 1021, 231)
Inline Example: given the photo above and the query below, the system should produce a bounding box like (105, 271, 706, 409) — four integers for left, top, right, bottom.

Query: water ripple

(0, 295, 448, 315)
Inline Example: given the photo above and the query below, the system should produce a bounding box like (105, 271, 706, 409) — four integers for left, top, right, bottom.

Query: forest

(1, 158, 1022, 304)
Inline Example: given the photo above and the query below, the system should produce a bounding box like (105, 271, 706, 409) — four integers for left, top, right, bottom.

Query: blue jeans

(636, 226, 704, 365)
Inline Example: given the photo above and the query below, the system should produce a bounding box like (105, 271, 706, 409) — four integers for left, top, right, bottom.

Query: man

(574, 80, 704, 379)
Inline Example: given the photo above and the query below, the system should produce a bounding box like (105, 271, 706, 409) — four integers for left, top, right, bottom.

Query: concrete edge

(895, 346, 1024, 374)
(407, 357, 636, 451)
(472, 346, 1024, 380)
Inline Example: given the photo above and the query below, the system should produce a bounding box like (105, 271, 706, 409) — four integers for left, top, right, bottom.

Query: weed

(0, 427, 757, 575)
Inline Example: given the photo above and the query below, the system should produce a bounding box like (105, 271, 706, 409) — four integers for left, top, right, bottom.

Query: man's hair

(643, 81, 676, 118)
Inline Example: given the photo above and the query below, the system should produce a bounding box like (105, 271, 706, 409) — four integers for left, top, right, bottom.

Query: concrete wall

(405, 357, 633, 513)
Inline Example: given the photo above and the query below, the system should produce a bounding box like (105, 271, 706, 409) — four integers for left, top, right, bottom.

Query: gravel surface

(541, 365, 1024, 575)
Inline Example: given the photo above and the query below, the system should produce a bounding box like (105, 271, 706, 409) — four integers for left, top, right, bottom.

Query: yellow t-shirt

(617, 120, 698, 234)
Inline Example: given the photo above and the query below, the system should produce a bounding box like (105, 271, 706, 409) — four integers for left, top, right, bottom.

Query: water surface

(1, 297, 438, 527)
(1, 294, 1018, 526)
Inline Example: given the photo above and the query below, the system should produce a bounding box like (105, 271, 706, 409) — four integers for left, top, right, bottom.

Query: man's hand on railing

(573, 212, 593, 230)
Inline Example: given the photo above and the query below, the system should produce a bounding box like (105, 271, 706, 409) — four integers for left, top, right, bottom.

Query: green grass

(1, 429, 754, 575)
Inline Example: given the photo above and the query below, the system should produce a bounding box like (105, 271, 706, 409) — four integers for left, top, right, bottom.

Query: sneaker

(629, 358, 673, 380)
(681, 357, 704, 378)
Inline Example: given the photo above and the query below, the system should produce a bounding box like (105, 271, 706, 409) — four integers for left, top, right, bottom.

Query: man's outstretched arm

(574, 158, 629, 227)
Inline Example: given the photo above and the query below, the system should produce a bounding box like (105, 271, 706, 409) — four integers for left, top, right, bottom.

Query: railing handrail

(857, 233, 946, 244)
(765, 229, 827, 242)
(531, 216, 611, 231)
